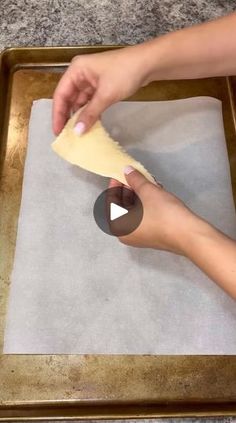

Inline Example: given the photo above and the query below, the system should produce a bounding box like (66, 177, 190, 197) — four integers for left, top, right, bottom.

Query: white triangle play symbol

(110, 202, 128, 221)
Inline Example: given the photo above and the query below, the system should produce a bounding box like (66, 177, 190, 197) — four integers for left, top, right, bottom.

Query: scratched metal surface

(0, 1, 236, 420)
(0, 57, 236, 420)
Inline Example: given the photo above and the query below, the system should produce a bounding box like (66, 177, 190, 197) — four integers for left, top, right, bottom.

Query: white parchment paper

(4, 97, 236, 354)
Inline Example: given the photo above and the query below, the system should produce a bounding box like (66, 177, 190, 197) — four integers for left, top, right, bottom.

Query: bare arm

(142, 13, 236, 82)
(53, 12, 236, 133)
(185, 221, 236, 299)
(117, 168, 236, 300)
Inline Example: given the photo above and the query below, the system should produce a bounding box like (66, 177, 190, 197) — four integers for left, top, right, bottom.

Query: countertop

(1, 0, 236, 49)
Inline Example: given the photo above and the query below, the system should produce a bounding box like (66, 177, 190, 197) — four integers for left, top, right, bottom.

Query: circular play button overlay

(93, 186, 143, 237)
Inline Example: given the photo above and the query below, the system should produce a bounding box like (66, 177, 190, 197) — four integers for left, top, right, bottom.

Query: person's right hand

(53, 45, 150, 136)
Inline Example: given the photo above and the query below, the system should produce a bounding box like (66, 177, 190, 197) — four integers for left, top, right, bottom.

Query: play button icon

(110, 203, 128, 221)
(93, 186, 143, 237)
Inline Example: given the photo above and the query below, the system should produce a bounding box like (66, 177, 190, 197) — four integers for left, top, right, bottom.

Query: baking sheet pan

(0, 46, 236, 420)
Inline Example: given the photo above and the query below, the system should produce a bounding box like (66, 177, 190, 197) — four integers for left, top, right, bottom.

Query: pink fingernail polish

(74, 121, 85, 135)
(124, 165, 135, 175)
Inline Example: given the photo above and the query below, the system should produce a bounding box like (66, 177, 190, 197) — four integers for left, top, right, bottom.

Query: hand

(53, 45, 151, 135)
(53, 13, 236, 137)
(109, 166, 202, 255)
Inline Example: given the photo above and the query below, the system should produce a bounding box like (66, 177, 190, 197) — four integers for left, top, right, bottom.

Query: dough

(51, 110, 154, 186)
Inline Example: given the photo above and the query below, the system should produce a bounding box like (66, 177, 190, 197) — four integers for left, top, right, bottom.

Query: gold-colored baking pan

(0, 47, 236, 421)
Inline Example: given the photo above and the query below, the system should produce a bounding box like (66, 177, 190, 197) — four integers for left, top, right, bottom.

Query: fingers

(53, 52, 117, 136)
(124, 166, 152, 195)
(74, 86, 114, 133)
(122, 185, 134, 208)
(108, 178, 122, 189)
(53, 68, 79, 135)
(107, 179, 123, 204)
(53, 78, 113, 136)
(108, 179, 134, 208)
(52, 60, 96, 135)
(72, 92, 90, 114)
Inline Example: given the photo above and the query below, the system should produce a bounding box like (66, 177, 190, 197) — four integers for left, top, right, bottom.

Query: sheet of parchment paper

(4, 97, 236, 354)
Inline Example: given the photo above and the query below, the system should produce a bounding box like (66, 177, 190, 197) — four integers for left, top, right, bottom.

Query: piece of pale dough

(52, 110, 154, 186)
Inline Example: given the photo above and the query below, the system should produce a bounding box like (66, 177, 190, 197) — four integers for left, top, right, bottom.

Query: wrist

(126, 36, 171, 87)
(135, 34, 176, 86)
(182, 216, 218, 259)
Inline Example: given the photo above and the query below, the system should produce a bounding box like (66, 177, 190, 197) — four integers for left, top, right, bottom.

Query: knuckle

(83, 109, 96, 123)
(71, 55, 81, 64)
(97, 87, 114, 104)
(70, 58, 86, 78)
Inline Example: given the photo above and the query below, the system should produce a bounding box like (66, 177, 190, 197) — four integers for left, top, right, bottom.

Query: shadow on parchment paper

(69, 164, 109, 191)
(103, 99, 218, 150)
(128, 147, 193, 200)
(68, 145, 193, 201)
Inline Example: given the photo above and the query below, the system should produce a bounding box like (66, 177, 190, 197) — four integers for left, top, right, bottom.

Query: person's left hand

(109, 166, 203, 255)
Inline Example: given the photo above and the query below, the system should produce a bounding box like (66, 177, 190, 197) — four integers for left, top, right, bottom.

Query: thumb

(74, 89, 113, 134)
(124, 166, 151, 194)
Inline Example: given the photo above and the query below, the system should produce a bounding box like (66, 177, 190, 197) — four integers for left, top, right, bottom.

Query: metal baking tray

(0, 47, 236, 420)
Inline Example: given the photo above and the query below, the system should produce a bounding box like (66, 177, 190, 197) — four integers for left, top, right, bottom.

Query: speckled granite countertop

(1, 1, 236, 422)
(1, 0, 236, 49)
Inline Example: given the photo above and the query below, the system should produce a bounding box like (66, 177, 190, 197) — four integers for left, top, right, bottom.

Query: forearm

(185, 219, 236, 299)
(137, 13, 236, 83)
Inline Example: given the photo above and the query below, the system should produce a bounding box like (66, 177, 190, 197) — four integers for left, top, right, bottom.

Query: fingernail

(74, 121, 85, 136)
(124, 165, 135, 175)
